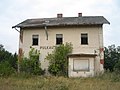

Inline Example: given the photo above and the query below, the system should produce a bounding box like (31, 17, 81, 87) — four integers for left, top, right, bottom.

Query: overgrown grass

(0, 72, 120, 90)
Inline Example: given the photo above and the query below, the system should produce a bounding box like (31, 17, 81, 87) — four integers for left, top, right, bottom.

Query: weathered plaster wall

(20, 26, 104, 74)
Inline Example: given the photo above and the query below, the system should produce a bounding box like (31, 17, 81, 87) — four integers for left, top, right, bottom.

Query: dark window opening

(32, 35, 39, 45)
(81, 33, 88, 45)
(56, 34, 63, 45)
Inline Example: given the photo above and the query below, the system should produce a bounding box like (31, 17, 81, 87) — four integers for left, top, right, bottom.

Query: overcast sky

(0, 0, 120, 53)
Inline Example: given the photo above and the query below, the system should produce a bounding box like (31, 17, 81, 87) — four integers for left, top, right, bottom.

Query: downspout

(44, 25, 48, 40)
(44, 25, 48, 73)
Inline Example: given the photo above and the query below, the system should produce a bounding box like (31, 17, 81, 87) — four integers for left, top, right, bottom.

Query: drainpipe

(44, 25, 48, 40)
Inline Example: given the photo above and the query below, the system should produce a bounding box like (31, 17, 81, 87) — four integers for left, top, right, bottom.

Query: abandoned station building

(12, 13, 110, 77)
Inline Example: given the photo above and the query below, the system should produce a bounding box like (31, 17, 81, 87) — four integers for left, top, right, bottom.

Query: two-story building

(12, 13, 110, 77)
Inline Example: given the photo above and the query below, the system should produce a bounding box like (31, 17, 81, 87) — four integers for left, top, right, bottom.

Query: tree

(104, 44, 120, 71)
(114, 60, 120, 73)
(0, 44, 18, 76)
(0, 44, 18, 70)
(46, 43, 73, 76)
(0, 44, 4, 51)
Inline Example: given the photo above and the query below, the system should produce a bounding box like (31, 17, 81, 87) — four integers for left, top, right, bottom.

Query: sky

(0, 0, 120, 53)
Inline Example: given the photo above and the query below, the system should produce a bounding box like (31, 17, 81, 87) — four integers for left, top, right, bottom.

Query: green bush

(46, 43, 73, 76)
(104, 45, 120, 71)
(0, 61, 15, 76)
(114, 59, 120, 74)
(20, 48, 45, 75)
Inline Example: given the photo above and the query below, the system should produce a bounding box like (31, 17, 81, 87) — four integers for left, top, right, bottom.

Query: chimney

(78, 13, 82, 17)
(57, 13, 63, 18)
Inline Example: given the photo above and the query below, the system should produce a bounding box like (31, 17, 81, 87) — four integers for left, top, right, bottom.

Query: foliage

(0, 44, 4, 51)
(114, 60, 120, 74)
(0, 61, 15, 76)
(46, 43, 73, 76)
(104, 44, 120, 71)
(0, 44, 18, 70)
(0, 44, 17, 76)
(20, 48, 44, 75)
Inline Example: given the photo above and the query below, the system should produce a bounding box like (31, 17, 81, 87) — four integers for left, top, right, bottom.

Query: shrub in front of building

(20, 48, 45, 75)
(0, 61, 15, 76)
(46, 43, 73, 76)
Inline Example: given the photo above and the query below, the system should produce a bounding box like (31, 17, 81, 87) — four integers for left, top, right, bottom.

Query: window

(81, 33, 88, 45)
(56, 34, 63, 45)
(32, 35, 39, 45)
(73, 59, 89, 71)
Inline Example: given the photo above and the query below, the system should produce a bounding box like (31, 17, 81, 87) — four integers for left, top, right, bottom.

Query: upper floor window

(56, 34, 63, 45)
(81, 33, 88, 45)
(32, 35, 39, 46)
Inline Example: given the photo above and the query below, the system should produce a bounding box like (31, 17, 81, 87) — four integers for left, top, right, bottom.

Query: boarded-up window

(32, 35, 39, 46)
(73, 59, 89, 71)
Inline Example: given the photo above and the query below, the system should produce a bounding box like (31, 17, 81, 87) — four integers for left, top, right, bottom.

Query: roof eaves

(68, 53, 97, 58)
(12, 16, 110, 28)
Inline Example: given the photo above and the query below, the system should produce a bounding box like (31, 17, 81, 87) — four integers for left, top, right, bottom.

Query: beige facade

(13, 14, 109, 77)
(19, 25, 104, 77)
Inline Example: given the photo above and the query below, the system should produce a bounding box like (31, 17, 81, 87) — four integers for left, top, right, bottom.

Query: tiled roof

(12, 16, 110, 28)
